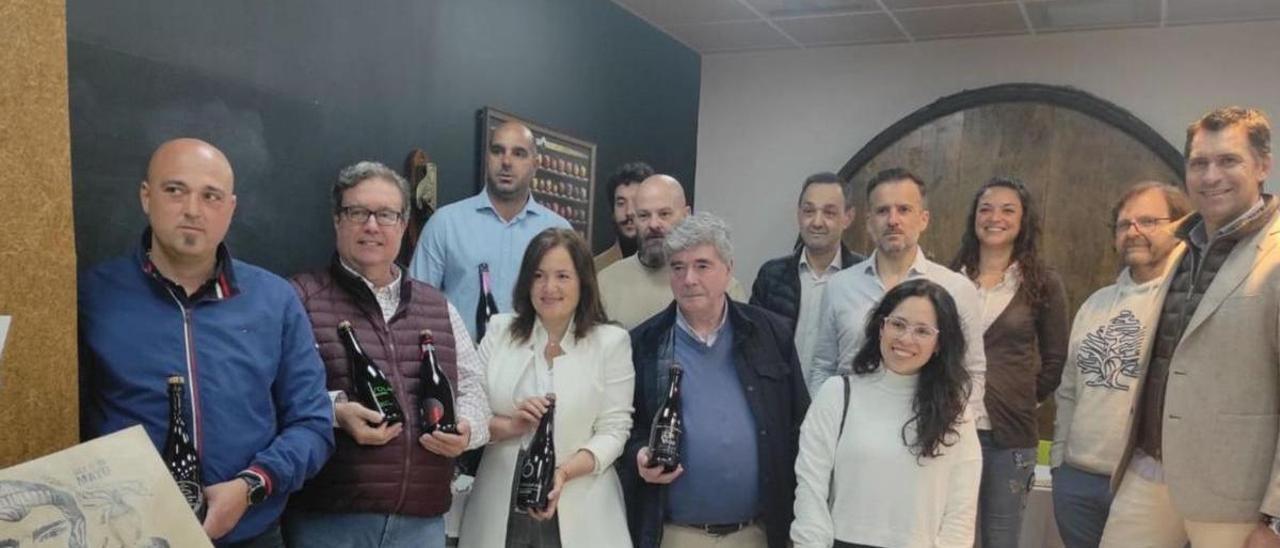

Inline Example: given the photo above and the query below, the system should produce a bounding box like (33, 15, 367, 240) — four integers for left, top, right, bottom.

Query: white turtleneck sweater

(792, 368, 981, 548)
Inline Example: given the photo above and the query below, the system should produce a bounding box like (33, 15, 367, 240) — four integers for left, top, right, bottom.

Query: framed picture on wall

(478, 107, 596, 243)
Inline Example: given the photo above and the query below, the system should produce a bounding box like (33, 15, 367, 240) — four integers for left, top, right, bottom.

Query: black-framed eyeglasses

(1112, 217, 1171, 235)
(339, 206, 404, 226)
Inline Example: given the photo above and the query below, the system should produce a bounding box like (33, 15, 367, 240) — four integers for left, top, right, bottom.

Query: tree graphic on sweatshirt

(1076, 310, 1144, 390)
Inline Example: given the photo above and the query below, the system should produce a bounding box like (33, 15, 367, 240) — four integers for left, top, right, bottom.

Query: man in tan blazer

(1102, 107, 1280, 547)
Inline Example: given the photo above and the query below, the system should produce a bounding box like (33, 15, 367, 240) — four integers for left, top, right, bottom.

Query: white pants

(1100, 458, 1254, 547)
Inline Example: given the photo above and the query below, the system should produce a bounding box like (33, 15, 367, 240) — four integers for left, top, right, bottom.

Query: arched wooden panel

(839, 84, 1183, 316)
(838, 84, 1184, 441)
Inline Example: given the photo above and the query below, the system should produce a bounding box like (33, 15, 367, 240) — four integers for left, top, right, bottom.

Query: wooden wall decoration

(837, 83, 1184, 440)
(0, 0, 80, 467)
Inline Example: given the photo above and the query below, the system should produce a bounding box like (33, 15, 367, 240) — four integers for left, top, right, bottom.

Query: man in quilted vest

(284, 161, 493, 548)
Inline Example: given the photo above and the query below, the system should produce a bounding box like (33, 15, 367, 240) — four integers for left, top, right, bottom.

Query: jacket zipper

(167, 290, 204, 457)
(375, 310, 413, 514)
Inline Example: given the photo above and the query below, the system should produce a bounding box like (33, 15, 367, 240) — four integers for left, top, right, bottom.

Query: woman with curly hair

(950, 177, 1069, 547)
(792, 279, 980, 548)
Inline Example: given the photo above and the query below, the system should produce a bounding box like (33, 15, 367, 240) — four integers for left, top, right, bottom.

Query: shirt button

(746, 385, 755, 392)
(759, 429, 767, 436)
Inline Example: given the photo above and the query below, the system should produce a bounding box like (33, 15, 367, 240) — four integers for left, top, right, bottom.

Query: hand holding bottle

(335, 401, 403, 445)
(528, 468, 569, 521)
(201, 479, 250, 540)
(636, 447, 683, 484)
(514, 395, 554, 430)
(419, 418, 471, 457)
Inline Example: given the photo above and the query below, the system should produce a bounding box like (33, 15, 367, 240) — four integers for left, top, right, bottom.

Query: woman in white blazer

(460, 228, 635, 548)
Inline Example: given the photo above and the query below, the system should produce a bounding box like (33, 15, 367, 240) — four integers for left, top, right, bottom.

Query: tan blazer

(1113, 211, 1280, 521)
(459, 314, 635, 548)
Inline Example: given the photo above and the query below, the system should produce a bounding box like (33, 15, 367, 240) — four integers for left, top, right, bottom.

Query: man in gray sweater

(1051, 181, 1191, 547)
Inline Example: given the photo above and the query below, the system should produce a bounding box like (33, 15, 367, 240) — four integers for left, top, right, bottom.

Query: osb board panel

(0, 0, 79, 467)
(845, 102, 1180, 440)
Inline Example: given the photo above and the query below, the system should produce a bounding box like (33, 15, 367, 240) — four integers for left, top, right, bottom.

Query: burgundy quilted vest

(288, 258, 459, 517)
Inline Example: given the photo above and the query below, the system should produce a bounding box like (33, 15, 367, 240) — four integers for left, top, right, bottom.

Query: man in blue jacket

(79, 138, 334, 547)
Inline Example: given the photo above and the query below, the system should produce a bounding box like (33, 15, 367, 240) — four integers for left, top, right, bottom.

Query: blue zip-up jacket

(79, 236, 334, 545)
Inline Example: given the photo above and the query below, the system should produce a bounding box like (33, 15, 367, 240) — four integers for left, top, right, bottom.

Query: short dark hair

(865, 167, 927, 202)
(849, 279, 969, 460)
(798, 172, 854, 210)
(510, 228, 608, 344)
(1110, 181, 1194, 226)
(607, 162, 655, 204)
(1185, 106, 1271, 159)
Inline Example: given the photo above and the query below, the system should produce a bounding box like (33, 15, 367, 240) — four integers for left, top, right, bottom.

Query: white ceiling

(611, 0, 1280, 53)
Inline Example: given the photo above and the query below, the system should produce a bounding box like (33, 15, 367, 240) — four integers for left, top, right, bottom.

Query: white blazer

(459, 313, 635, 548)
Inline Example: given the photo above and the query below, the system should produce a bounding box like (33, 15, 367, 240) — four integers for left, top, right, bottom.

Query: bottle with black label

(515, 394, 557, 512)
(164, 375, 207, 521)
(417, 329, 457, 435)
(338, 320, 404, 425)
(475, 263, 500, 342)
(648, 365, 683, 472)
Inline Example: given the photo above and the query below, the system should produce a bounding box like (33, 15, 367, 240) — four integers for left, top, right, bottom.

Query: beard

(637, 235, 665, 268)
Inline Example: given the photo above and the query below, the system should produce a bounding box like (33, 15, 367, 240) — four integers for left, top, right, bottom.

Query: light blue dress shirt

(408, 189, 570, 337)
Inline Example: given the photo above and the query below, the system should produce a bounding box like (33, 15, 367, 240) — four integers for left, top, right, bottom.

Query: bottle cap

(168, 375, 184, 385)
(338, 320, 353, 329)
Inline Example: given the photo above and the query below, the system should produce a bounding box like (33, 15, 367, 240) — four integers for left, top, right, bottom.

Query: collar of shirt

(472, 187, 549, 225)
(861, 247, 930, 287)
(798, 247, 843, 282)
(1187, 196, 1267, 249)
(529, 316, 578, 352)
(138, 227, 239, 303)
(963, 262, 1021, 292)
(338, 259, 402, 322)
(675, 300, 729, 347)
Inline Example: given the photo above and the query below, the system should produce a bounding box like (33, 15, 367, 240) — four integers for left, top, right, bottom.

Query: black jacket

(620, 300, 810, 548)
(749, 245, 864, 322)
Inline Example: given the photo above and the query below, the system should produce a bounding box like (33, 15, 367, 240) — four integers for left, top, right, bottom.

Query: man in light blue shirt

(409, 121, 570, 337)
(808, 167, 987, 423)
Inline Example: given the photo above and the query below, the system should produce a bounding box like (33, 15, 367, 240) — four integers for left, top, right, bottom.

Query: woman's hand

(513, 395, 553, 429)
(528, 468, 569, 521)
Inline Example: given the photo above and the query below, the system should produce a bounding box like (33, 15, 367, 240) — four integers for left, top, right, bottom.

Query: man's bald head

(486, 122, 537, 201)
(140, 138, 238, 266)
(146, 138, 234, 192)
(632, 174, 691, 268)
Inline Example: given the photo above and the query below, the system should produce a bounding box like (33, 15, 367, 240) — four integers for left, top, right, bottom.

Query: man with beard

(594, 161, 654, 272)
(598, 175, 746, 329)
(807, 168, 987, 416)
(1051, 181, 1191, 547)
(750, 172, 864, 390)
(409, 121, 571, 338)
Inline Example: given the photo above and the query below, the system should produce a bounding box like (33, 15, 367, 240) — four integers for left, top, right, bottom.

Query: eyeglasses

(882, 315, 939, 341)
(1112, 217, 1171, 235)
(339, 206, 404, 226)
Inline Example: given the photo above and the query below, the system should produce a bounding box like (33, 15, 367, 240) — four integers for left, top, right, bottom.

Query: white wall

(695, 20, 1280, 289)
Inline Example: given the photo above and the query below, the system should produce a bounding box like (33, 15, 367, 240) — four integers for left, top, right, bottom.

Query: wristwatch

(236, 470, 268, 506)
(1264, 514, 1280, 537)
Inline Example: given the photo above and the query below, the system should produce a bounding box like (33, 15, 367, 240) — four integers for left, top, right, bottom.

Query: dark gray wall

(68, 0, 700, 275)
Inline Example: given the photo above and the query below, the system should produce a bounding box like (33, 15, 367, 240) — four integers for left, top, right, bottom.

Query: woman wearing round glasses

(950, 177, 1069, 547)
(792, 279, 981, 548)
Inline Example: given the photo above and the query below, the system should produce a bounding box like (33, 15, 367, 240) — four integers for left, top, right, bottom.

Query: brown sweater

(981, 269, 1071, 449)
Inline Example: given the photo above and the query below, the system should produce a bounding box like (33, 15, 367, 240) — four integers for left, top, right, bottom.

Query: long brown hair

(950, 177, 1049, 308)
(510, 228, 608, 344)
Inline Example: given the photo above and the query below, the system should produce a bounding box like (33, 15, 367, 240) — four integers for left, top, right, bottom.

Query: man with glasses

(284, 161, 492, 548)
(1051, 181, 1191, 547)
(1101, 107, 1280, 547)
(408, 121, 570, 338)
(807, 168, 986, 421)
(79, 138, 334, 547)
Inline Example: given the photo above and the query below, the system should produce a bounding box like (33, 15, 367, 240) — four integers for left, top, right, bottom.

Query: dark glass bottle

(164, 375, 207, 522)
(648, 365, 683, 472)
(417, 329, 457, 435)
(474, 263, 500, 342)
(515, 394, 557, 512)
(338, 320, 404, 425)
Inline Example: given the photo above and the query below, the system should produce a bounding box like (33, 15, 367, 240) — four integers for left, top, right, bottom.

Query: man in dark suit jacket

(750, 172, 864, 391)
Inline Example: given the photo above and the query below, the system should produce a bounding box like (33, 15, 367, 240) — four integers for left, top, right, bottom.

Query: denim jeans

(1051, 463, 1113, 548)
(284, 511, 446, 548)
(219, 524, 285, 548)
(977, 431, 1036, 548)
